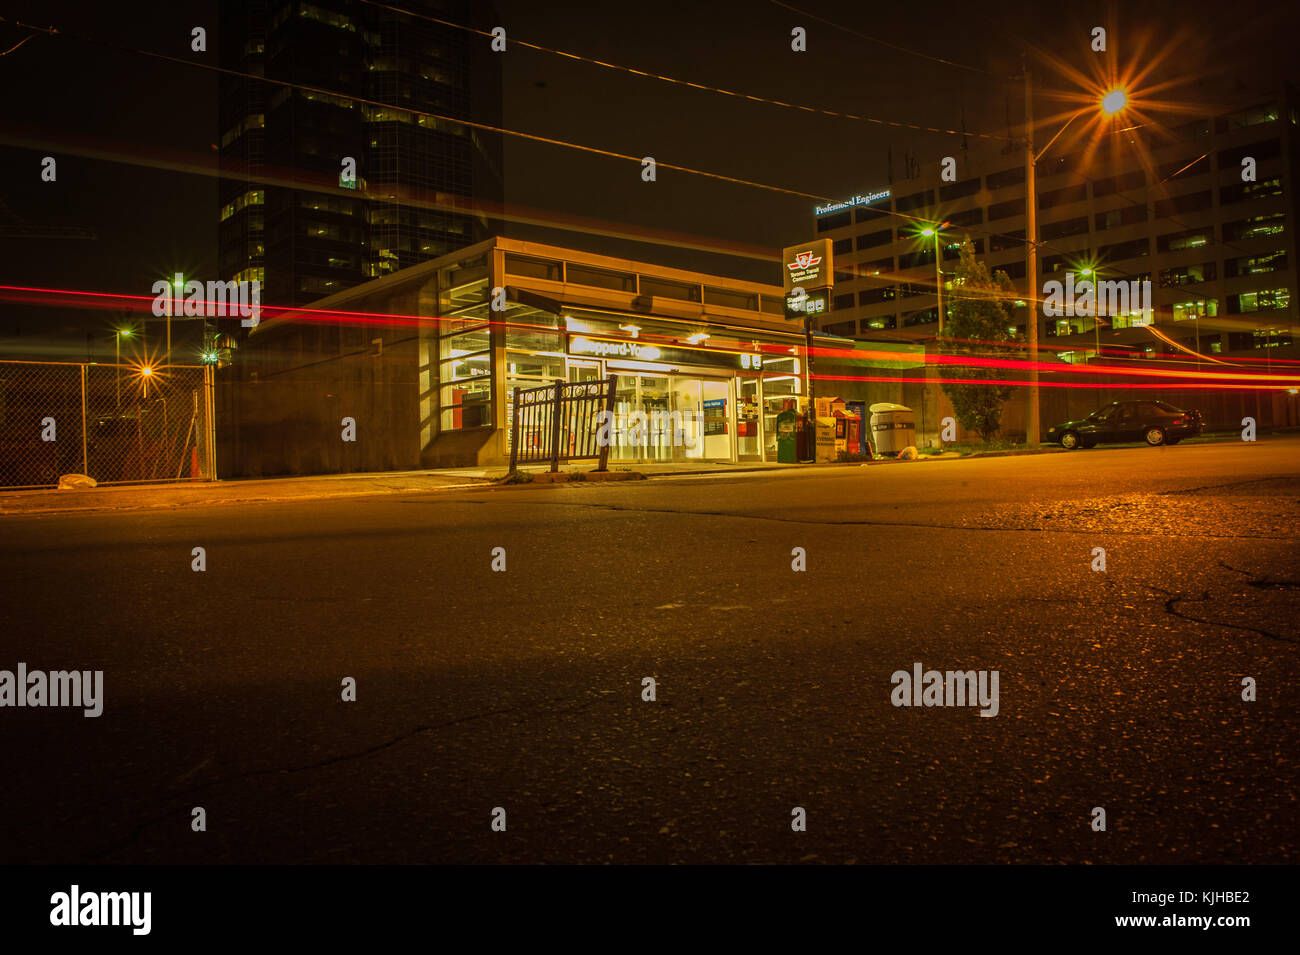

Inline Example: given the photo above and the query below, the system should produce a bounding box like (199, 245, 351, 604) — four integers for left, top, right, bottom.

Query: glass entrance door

(604, 372, 735, 463)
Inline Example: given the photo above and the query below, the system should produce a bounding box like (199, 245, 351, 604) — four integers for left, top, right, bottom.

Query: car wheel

(1144, 427, 1166, 446)
(1059, 431, 1080, 449)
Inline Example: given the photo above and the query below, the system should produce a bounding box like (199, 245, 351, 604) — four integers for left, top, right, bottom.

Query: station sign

(782, 238, 833, 294)
(568, 335, 762, 372)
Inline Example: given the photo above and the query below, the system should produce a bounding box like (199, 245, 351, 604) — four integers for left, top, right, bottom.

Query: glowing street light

(1101, 87, 1128, 116)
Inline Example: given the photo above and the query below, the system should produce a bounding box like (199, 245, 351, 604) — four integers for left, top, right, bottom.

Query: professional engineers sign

(814, 189, 890, 216)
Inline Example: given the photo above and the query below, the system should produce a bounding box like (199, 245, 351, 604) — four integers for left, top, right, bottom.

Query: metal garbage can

(870, 402, 916, 455)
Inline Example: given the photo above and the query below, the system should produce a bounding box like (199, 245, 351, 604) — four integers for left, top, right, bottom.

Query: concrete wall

(216, 285, 428, 478)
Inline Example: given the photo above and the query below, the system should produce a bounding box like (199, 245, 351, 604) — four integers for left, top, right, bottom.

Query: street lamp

(921, 221, 951, 333)
(165, 274, 184, 366)
(1022, 64, 1129, 447)
(114, 327, 133, 408)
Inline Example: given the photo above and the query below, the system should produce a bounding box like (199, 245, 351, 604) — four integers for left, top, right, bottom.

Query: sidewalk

(0, 470, 492, 516)
(0, 459, 852, 515)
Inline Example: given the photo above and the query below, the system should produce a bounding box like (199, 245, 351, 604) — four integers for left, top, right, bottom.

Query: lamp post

(921, 221, 950, 333)
(1021, 61, 1128, 447)
(114, 327, 132, 408)
(164, 274, 184, 366)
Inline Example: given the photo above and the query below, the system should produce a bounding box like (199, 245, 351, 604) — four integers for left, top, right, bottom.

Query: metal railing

(0, 361, 216, 488)
(509, 375, 616, 473)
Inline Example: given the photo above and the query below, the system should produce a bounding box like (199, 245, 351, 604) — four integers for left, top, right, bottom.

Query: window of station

(566, 263, 637, 292)
(437, 257, 492, 432)
(702, 286, 760, 311)
(504, 254, 562, 282)
(640, 276, 702, 302)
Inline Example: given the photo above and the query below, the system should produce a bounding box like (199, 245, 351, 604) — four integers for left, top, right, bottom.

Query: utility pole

(1022, 56, 1041, 448)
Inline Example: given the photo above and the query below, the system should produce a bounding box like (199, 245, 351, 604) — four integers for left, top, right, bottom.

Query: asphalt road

(2, 439, 1298, 864)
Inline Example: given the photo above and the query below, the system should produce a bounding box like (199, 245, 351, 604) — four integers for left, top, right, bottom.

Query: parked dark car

(1048, 400, 1204, 449)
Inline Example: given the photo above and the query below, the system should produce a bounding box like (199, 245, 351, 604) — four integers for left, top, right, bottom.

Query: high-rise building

(807, 88, 1298, 366)
(217, 0, 503, 311)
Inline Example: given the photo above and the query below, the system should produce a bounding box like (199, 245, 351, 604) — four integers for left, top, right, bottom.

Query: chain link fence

(0, 361, 215, 489)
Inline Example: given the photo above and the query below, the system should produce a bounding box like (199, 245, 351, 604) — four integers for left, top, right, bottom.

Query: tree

(937, 241, 1020, 442)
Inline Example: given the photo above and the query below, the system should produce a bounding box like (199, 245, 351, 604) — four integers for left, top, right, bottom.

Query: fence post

(509, 384, 522, 473)
(596, 374, 616, 472)
(79, 363, 88, 476)
(549, 378, 564, 473)
(206, 364, 217, 480)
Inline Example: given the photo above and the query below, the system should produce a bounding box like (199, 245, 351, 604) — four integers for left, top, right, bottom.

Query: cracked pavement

(2, 437, 1297, 863)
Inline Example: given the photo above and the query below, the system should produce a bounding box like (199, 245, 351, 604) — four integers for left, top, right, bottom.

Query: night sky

(1, 0, 1297, 357)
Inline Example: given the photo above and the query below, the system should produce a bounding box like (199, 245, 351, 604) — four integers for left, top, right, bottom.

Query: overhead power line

(767, 0, 1002, 77)
(0, 14, 1247, 294)
(355, 0, 1012, 141)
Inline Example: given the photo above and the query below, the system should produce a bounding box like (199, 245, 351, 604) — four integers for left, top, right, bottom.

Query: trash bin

(776, 405, 798, 463)
(870, 402, 916, 455)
